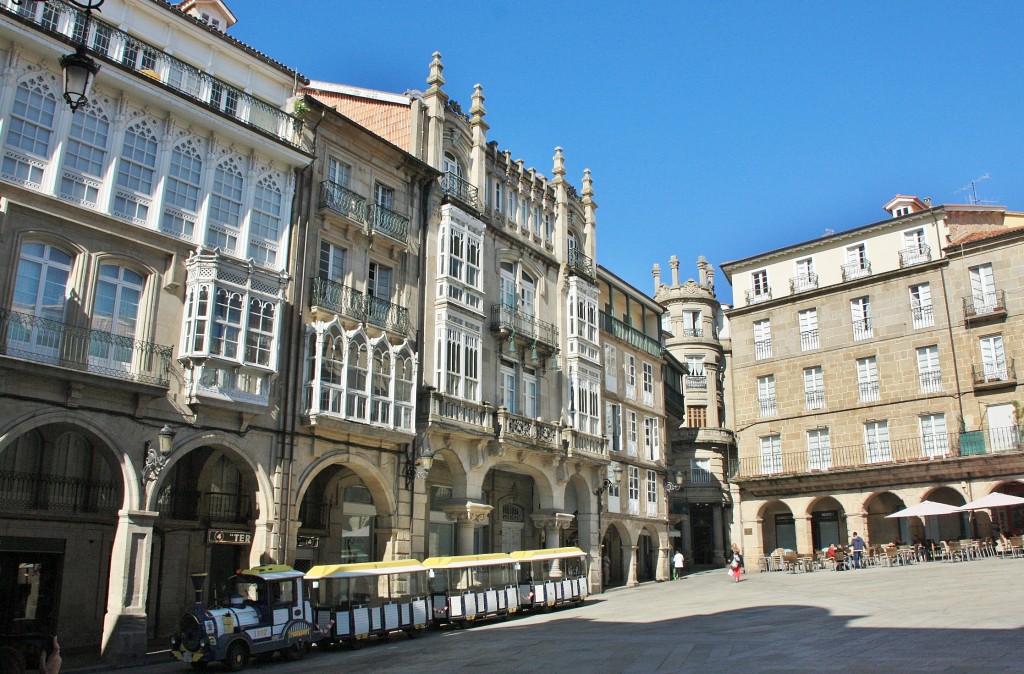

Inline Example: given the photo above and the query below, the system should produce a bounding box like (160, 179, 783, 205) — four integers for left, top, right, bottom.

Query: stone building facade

(721, 196, 1024, 560)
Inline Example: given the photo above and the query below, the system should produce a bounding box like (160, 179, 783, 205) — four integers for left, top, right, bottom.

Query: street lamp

(404, 432, 435, 491)
(664, 469, 684, 492)
(143, 424, 176, 481)
(59, 0, 105, 113)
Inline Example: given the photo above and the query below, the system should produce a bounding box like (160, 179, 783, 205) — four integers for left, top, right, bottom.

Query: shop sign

(297, 535, 320, 549)
(207, 529, 252, 545)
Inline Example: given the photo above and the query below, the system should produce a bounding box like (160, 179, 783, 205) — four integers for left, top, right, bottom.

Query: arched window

(113, 119, 158, 224)
(370, 342, 391, 425)
(394, 348, 415, 430)
(520, 270, 536, 322)
(319, 332, 345, 414)
(206, 156, 244, 255)
(60, 98, 110, 206)
(211, 289, 243, 358)
(249, 173, 283, 267)
(90, 263, 144, 369)
(162, 138, 203, 240)
(443, 152, 462, 179)
(2, 75, 58, 187)
(10, 241, 73, 360)
(244, 299, 275, 366)
(346, 335, 368, 420)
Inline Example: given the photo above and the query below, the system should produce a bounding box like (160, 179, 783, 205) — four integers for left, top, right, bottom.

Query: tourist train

(169, 547, 590, 670)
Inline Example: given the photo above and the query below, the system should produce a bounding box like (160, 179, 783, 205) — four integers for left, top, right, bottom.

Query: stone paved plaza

(77, 556, 1024, 673)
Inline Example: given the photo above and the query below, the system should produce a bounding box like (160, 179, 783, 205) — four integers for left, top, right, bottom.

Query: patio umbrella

(885, 500, 962, 518)
(958, 492, 1024, 511)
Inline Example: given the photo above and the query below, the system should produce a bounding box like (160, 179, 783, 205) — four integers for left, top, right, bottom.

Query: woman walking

(729, 543, 744, 582)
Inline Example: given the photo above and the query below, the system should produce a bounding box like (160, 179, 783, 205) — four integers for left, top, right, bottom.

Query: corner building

(0, 0, 308, 663)
(722, 196, 1024, 560)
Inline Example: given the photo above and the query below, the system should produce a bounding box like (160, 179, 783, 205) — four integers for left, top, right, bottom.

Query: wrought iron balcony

(852, 319, 873, 340)
(790, 273, 819, 293)
(745, 288, 772, 304)
(157, 487, 251, 523)
(972, 359, 1016, 390)
(309, 278, 409, 335)
(919, 370, 942, 393)
(680, 327, 703, 338)
(2, 0, 301, 147)
(912, 304, 935, 328)
(599, 312, 661, 357)
(685, 375, 707, 391)
(567, 247, 594, 279)
(0, 309, 171, 386)
(758, 397, 777, 417)
(841, 261, 872, 281)
(441, 171, 479, 208)
(858, 380, 880, 402)
(805, 388, 825, 410)
(0, 470, 119, 514)
(370, 204, 410, 244)
(491, 304, 559, 350)
(319, 180, 368, 223)
(800, 329, 820, 351)
(899, 244, 931, 267)
(754, 338, 772, 360)
(963, 290, 1006, 321)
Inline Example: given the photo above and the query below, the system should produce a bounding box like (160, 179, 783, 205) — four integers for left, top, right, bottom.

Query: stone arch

(757, 499, 796, 553)
(600, 519, 630, 589)
(293, 450, 398, 531)
(561, 472, 593, 549)
(485, 459, 556, 511)
(0, 408, 141, 511)
(805, 495, 847, 550)
(430, 444, 468, 499)
(144, 430, 275, 521)
(636, 525, 658, 582)
(864, 491, 908, 546)
(921, 485, 969, 542)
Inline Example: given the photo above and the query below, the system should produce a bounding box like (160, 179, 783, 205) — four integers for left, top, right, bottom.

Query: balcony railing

(491, 304, 559, 350)
(496, 408, 559, 450)
(852, 319, 873, 341)
(800, 329, 820, 351)
(745, 288, 772, 304)
(157, 487, 251, 523)
(567, 247, 594, 279)
(1, 0, 300, 147)
(680, 328, 703, 338)
(841, 261, 872, 281)
(310, 278, 409, 335)
(919, 370, 942, 393)
(685, 375, 707, 390)
(899, 244, 931, 267)
(423, 389, 494, 434)
(370, 204, 410, 244)
(599, 312, 661, 357)
(736, 426, 1024, 478)
(441, 171, 479, 208)
(963, 290, 1006, 320)
(319, 180, 368, 222)
(566, 429, 607, 459)
(0, 309, 172, 386)
(754, 339, 772, 360)
(805, 388, 825, 410)
(790, 273, 819, 293)
(758, 397, 777, 417)
(912, 304, 935, 328)
(689, 468, 715, 484)
(858, 380, 880, 402)
(972, 359, 1016, 389)
(0, 470, 119, 514)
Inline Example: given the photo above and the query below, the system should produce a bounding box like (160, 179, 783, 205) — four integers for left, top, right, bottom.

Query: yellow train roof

(240, 564, 304, 580)
(305, 559, 427, 580)
(509, 547, 588, 562)
(421, 553, 516, 569)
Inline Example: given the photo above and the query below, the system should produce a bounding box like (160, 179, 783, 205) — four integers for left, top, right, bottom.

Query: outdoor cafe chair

(831, 550, 850, 571)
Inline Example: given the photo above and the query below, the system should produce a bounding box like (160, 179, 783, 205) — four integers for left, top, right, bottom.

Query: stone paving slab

(77, 556, 1024, 673)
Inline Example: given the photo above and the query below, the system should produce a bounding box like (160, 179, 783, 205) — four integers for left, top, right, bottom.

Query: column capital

(531, 511, 575, 531)
(442, 501, 493, 524)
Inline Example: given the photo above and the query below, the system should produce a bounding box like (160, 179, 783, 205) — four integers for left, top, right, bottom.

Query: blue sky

(232, 1, 1024, 304)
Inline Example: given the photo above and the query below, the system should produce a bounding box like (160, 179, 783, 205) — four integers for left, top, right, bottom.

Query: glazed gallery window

(205, 156, 245, 255)
(60, 99, 110, 207)
(160, 139, 202, 240)
(182, 284, 278, 368)
(436, 316, 481, 401)
(572, 369, 601, 435)
(113, 119, 159, 224)
(2, 75, 58, 188)
(438, 221, 482, 309)
(248, 174, 284, 267)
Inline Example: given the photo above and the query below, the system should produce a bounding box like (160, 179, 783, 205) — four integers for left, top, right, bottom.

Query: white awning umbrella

(885, 500, 962, 518)
(958, 492, 1024, 511)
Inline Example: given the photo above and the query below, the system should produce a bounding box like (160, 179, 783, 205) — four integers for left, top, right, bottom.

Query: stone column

(712, 506, 726, 565)
(375, 527, 398, 561)
(531, 512, 575, 549)
(443, 502, 493, 555)
(249, 517, 276, 568)
(281, 519, 301, 565)
(624, 544, 638, 587)
(796, 516, 814, 555)
(655, 533, 670, 582)
(101, 509, 157, 667)
(848, 512, 868, 544)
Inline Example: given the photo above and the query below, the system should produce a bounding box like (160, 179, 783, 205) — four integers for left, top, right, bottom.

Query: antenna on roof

(955, 174, 990, 205)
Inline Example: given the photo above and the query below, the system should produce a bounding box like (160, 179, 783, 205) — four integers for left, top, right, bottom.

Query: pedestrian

(672, 549, 685, 579)
(729, 543, 743, 582)
(850, 531, 866, 569)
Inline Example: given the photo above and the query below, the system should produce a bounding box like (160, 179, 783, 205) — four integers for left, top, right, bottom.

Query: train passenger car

(421, 553, 520, 625)
(305, 560, 431, 646)
(511, 547, 590, 610)
(169, 565, 319, 671)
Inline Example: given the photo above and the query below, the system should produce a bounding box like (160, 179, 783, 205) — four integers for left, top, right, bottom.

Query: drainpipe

(929, 208, 966, 430)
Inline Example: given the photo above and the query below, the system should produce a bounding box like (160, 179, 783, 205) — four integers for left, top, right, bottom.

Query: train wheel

(281, 640, 309, 662)
(224, 641, 249, 672)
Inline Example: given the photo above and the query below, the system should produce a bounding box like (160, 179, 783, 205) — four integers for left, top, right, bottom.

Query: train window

(270, 580, 295, 607)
